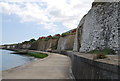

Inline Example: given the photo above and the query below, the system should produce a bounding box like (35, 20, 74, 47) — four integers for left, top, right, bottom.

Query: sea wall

(74, 2, 119, 53)
(60, 51, 120, 79)
(57, 35, 75, 51)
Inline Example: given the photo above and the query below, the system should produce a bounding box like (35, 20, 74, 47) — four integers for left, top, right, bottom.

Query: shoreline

(1, 49, 50, 72)
(2, 52, 51, 72)
(1, 49, 49, 72)
(2, 51, 72, 79)
(2, 57, 38, 72)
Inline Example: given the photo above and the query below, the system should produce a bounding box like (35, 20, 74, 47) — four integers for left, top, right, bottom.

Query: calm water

(0, 49, 35, 71)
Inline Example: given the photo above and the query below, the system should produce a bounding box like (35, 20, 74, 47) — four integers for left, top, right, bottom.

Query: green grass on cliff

(61, 32, 76, 37)
(61, 32, 70, 37)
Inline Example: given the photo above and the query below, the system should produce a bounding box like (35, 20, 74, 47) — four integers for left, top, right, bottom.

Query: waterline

(0, 49, 35, 71)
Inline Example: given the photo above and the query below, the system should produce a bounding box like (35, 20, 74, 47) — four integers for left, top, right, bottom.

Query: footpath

(2, 51, 73, 79)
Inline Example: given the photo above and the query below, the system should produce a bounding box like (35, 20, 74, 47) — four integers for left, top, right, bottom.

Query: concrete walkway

(2, 52, 73, 79)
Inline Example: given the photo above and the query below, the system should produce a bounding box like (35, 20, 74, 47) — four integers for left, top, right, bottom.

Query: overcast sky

(0, 0, 94, 45)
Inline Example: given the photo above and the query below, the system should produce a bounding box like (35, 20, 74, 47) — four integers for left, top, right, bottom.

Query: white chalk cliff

(74, 2, 119, 53)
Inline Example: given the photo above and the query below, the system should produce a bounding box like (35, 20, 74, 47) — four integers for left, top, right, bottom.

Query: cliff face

(30, 34, 75, 52)
(29, 38, 59, 51)
(45, 39, 59, 51)
(57, 35, 75, 51)
(73, 16, 86, 52)
(37, 39, 58, 51)
(74, 2, 119, 53)
(14, 44, 23, 49)
(21, 43, 31, 49)
(2, 43, 31, 50)
(29, 41, 39, 50)
(37, 40, 47, 51)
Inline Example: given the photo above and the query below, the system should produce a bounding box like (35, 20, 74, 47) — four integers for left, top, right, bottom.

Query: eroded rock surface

(74, 2, 119, 53)
(57, 35, 75, 51)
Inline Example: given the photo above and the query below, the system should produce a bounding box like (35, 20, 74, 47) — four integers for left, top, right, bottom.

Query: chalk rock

(57, 35, 75, 51)
(75, 2, 119, 53)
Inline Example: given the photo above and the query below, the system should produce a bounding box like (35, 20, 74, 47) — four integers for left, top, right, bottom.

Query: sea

(0, 49, 35, 71)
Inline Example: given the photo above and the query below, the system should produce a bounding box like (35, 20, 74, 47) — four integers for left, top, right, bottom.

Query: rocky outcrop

(57, 35, 75, 51)
(74, 2, 119, 53)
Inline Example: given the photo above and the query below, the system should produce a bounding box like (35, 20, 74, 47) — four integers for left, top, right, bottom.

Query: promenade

(2, 52, 73, 79)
